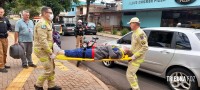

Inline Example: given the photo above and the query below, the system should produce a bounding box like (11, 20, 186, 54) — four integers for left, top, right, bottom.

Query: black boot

(0, 68, 8, 73)
(34, 84, 44, 90)
(48, 85, 61, 90)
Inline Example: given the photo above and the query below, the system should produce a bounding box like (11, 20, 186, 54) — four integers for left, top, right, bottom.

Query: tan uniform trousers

(35, 50, 55, 88)
(0, 38, 8, 69)
(126, 60, 140, 90)
(76, 35, 83, 48)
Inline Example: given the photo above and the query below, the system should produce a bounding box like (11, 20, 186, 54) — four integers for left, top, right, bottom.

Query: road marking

(6, 32, 39, 90)
(6, 32, 68, 89)
(6, 54, 39, 90)
(55, 62, 68, 71)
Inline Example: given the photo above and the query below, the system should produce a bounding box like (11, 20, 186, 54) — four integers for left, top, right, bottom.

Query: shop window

(175, 32, 191, 50)
(124, 12, 136, 15)
(80, 8, 83, 14)
(148, 31, 173, 48)
(161, 10, 200, 28)
(72, 8, 74, 11)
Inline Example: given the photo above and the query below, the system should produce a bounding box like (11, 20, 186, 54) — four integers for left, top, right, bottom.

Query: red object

(92, 45, 95, 59)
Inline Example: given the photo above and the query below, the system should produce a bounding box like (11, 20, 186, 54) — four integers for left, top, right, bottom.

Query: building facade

(89, 0, 122, 31)
(122, 0, 200, 28)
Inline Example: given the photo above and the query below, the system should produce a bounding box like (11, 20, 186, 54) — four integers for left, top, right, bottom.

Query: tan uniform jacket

(34, 18, 53, 55)
(130, 28, 148, 63)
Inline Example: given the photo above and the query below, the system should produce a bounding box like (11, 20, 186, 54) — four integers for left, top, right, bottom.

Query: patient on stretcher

(53, 43, 129, 60)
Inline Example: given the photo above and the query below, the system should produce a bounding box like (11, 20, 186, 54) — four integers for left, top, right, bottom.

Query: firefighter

(74, 20, 84, 48)
(0, 7, 12, 73)
(125, 17, 148, 90)
(33, 6, 61, 90)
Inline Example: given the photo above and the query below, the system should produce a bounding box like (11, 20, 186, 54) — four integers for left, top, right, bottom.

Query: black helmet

(9, 44, 24, 59)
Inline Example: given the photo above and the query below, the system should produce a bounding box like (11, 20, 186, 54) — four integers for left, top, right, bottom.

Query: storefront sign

(175, 0, 196, 5)
(129, 0, 166, 5)
(123, 0, 200, 10)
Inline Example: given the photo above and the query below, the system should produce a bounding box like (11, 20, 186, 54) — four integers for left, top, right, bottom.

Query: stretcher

(56, 55, 132, 61)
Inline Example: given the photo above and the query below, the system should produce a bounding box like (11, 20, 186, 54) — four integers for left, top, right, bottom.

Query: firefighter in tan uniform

(125, 17, 148, 90)
(33, 6, 61, 90)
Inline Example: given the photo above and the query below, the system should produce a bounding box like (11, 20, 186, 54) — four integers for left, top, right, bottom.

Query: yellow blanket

(56, 55, 132, 61)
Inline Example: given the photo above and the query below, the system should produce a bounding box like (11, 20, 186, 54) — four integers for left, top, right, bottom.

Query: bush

(97, 26, 103, 32)
(112, 29, 118, 35)
(120, 28, 129, 36)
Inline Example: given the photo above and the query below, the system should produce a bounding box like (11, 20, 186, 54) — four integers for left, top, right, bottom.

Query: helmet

(78, 20, 82, 23)
(9, 44, 24, 59)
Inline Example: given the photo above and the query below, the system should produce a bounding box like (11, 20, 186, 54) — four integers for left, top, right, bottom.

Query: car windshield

(88, 23, 95, 27)
(196, 33, 200, 40)
(66, 24, 75, 27)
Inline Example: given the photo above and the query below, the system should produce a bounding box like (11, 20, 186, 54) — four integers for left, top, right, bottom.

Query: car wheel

(62, 32, 66, 36)
(102, 61, 114, 68)
(93, 32, 96, 35)
(166, 68, 198, 90)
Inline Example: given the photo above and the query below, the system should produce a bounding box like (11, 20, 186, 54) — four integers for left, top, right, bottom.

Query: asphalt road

(60, 35, 171, 90)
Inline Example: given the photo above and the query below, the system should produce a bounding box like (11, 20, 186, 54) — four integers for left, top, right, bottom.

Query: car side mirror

(117, 39, 122, 44)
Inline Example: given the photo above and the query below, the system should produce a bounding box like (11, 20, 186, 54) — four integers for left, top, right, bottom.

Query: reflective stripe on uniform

(119, 48, 125, 58)
(39, 57, 49, 62)
(131, 82, 138, 87)
(131, 62, 140, 67)
(34, 48, 40, 53)
(135, 59, 144, 63)
(47, 75, 54, 81)
(133, 52, 141, 58)
(45, 48, 52, 53)
(131, 59, 144, 67)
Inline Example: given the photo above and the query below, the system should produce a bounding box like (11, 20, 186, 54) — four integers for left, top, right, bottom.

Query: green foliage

(97, 26, 103, 32)
(4, 0, 80, 19)
(12, 0, 41, 19)
(121, 28, 129, 36)
(112, 29, 118, 35)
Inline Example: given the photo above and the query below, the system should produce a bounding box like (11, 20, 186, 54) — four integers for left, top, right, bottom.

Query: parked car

(53, 23, 62, 34)
(85, 22, 97, 35)
(102, 27, 200, 90)
(61, 23, 76, 36)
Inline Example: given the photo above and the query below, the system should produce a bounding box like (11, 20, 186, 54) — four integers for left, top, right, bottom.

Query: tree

(86, 0, 95, 22)
(41, 0, 80, 22)
(0, 0, 14, 15)
(10, 0, 79, 19)
(12, 0, 42, 18)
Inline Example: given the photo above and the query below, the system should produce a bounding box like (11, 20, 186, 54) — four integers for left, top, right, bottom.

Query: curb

(87, 71, 109, 90)
(97, 32, 122, 39)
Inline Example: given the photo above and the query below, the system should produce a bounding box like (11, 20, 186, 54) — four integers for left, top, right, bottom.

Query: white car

(102, 27, 200, 90)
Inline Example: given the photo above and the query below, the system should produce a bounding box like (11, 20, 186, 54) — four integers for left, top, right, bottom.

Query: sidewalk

(96, 32, 122, 39)
(1, 32, 109, 90)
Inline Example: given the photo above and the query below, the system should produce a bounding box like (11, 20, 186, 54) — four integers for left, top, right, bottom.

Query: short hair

(136, 23, 140, 26)
(41, 6, 51, 16)
(0, 7, 4, 10)
(22, 10, 29, 14)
